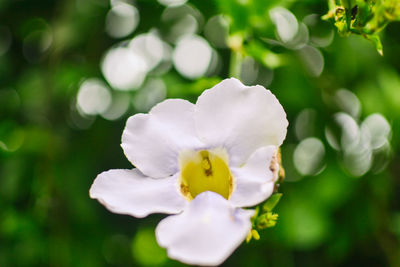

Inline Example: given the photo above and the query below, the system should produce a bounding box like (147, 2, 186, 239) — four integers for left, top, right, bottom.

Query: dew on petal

(293, 137, 325, 176)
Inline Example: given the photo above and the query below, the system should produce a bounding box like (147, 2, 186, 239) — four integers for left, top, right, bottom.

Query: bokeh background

(1, 0, 400, 266)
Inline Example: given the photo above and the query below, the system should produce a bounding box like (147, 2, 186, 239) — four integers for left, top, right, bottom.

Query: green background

(1, 0, 399, 266)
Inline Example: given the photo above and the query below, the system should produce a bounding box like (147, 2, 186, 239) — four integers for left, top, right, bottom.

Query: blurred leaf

(278, 197, 331, 249)
(132, 227, 167, 266)
(0, 120, 25, 152)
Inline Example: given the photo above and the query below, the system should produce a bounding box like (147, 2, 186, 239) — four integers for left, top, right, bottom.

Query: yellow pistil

(179, 148, 233, 200)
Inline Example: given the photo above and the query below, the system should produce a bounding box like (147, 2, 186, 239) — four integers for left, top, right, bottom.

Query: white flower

(89, 78, 288, 266)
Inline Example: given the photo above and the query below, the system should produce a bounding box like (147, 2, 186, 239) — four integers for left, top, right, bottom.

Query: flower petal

(156, 191, 254, 266)
(122, 99, 203, 178)
(229, 146, 278, 207)
(195, 78, 288, 167)
(89, 169, 186, 218)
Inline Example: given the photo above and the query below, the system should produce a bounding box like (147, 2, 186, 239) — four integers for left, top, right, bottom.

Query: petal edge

(195, 78, 288, 167)
(156, 191, 254, 266)
(90, 169, 186, 218)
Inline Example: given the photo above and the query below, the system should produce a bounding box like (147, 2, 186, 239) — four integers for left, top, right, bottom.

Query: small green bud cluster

(255, 212, 279, 229)
(247, 193, 282, 243)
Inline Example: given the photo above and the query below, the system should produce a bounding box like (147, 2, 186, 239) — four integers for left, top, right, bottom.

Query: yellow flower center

(179, 148, 233, 200)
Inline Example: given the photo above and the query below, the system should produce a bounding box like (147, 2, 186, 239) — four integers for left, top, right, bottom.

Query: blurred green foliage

(1, 0, 400, 266)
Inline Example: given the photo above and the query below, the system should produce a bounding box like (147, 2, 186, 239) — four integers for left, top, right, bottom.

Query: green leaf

(364, 34, 383, 56)
(263, 193, 283, 212)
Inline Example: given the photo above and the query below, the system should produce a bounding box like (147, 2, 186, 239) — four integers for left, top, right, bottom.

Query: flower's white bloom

(90, 78, 288, 266)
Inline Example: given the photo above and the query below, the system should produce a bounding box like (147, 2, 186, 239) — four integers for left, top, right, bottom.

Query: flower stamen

(179, 148, 233, 201)
(200, 151, 212, 176)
